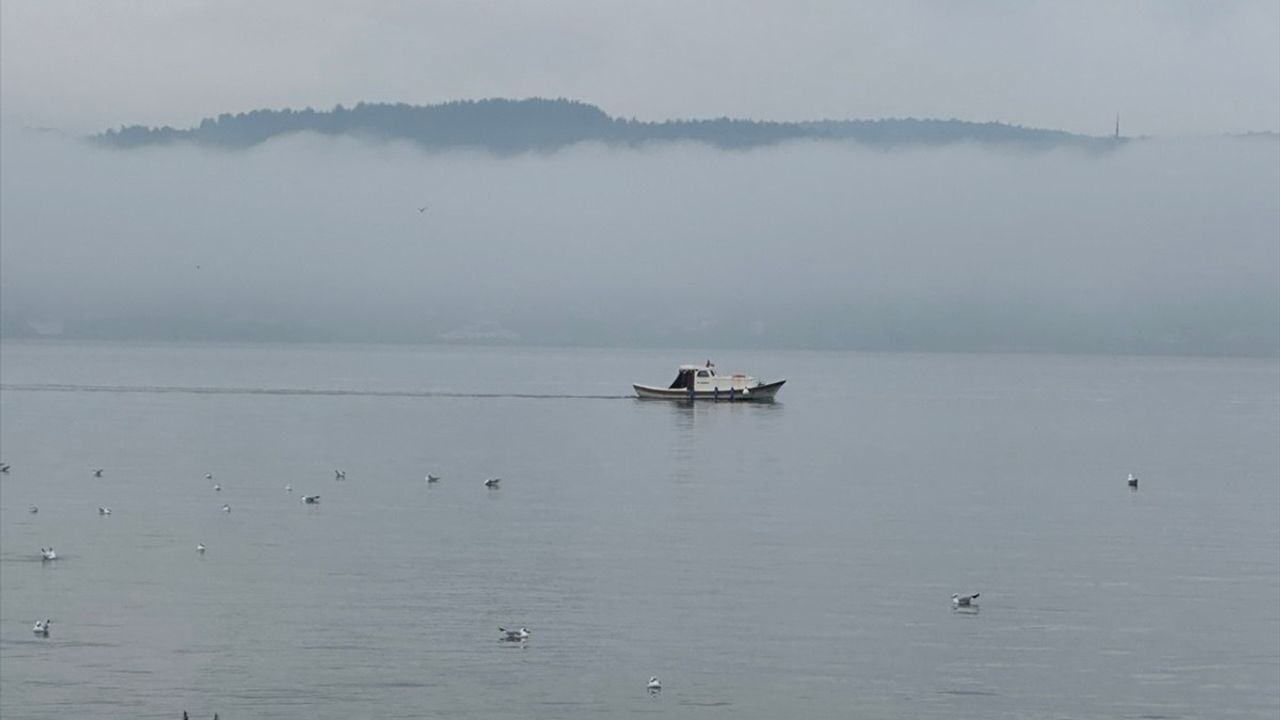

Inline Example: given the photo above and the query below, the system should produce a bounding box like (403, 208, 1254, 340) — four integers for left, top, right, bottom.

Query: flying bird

(92, 469, 103, 477)
(484, 478, 501, 489)
(417, 205, 429, 213)
(1, 463, 11, 473)
(499, 627, 530, 642)
(426, 474, 441, 484)
(1128, 473, 1139, 488)
(303, 495, 321, 504)
(334, 470, 346, 481)
(952, 593, 980, 608)
(98, 507, 111, 515)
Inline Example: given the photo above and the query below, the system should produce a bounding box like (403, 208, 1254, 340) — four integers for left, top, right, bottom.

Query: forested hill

(96, 98, 1113, 152)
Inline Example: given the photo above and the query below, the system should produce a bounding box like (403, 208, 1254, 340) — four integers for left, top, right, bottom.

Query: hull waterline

(633, 379, 785, 402)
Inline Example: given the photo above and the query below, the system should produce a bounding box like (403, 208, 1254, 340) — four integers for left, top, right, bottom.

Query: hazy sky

(2, 1, 1277, 355)
(2, 0, 1277, 136)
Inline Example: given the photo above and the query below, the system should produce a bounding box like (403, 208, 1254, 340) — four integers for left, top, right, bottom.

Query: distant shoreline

(2, 334, 1275, 361)
(93, 97, 1128, 153)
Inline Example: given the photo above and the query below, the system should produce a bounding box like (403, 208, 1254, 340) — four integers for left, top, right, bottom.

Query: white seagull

(484, 477, 501, 489)
(499, 627, 529, 642)
(33, 619, 51, 636)
(205, 473, 214, 480)
(98, 507, 111, 515)
(196, 543, 206, 553)
(28, 505, 38, 514)
(212, 484, 221, 492)
(40, 547, 57, 561)
(952, 593, 980, 608)
(647, 676, 662, 692)
(285, 484, 293, 492)
(221, 504, 231, 513)
(302, 495, 320, 504)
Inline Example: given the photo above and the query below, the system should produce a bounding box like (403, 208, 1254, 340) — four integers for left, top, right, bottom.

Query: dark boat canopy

(667, 363, 716, 389)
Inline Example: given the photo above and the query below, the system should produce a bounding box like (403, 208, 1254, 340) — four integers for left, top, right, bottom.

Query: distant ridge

(95, 97, 1117, 153)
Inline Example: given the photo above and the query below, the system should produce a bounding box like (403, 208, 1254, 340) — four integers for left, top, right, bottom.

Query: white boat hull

(633, 380, 785, 402)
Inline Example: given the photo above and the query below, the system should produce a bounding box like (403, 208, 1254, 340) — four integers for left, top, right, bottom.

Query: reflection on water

(655, 398, 787, 485)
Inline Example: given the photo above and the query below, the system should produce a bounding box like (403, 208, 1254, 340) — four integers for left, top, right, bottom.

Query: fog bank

(2, 129, 1276, 355)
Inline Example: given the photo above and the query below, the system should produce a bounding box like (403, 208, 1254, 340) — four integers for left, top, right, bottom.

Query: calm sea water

(1, 340, 1277, 719)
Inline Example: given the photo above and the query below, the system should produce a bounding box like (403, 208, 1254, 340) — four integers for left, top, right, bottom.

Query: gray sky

(2, 0, 1277, 136)
(2, 1, 1277, 354)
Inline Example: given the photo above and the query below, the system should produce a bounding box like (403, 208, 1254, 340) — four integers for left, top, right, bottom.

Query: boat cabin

(667, 365, 707, 389)
(666, 363, 755, 393)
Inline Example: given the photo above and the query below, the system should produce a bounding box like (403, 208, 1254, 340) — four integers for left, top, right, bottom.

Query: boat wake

(1, 383, 631, 401)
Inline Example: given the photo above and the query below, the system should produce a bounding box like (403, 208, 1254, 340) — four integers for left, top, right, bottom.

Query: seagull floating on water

(285, 484, 293, 492)
(499, 627, 529, 642)
(426, 474, 441, 484)
(33, 619, 50, 636)
(647, 676, 662, 692)
(28, 505, 38, 514)
(40, 547, 57, 561)
(484, 477, 501, 489)
(303, 495, 321, 504)
(952, 593, 980, 608)
(205, 473, 213, 480)
(92, 469, 103, 477)
(197, 543, 206, 553)
(1128, 473, 1139, 488)
(212, 484, 221, 492)
(221, 504, 231, 513)
(98, 507, 111, 515)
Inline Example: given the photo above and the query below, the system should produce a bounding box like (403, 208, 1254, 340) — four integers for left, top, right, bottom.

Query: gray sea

(1, 340, 1277, 719)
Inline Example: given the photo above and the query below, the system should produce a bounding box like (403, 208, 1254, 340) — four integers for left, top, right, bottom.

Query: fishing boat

(633, 362, 785, 401)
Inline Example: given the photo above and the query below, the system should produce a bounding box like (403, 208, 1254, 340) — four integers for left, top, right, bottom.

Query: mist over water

(3, 4, 1277, 719)
(1, 128, 1277, 354)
